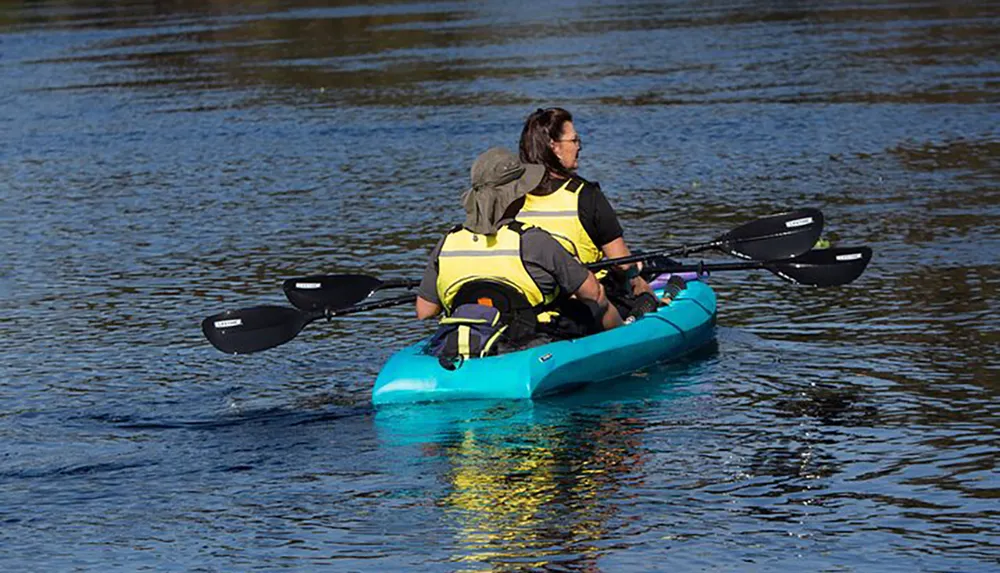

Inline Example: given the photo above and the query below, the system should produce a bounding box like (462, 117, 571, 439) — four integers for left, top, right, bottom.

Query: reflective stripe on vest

(516, 179, 604, 265)
(436, 225, 552, 314)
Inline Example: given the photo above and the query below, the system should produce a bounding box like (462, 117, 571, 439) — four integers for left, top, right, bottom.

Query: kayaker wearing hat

(517, 107, 658, 310)
(415, 147, 623, 341)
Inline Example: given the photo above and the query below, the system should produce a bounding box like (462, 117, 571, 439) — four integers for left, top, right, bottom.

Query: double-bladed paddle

(202, 246, 871, 355)
(280, 208, 825, 312)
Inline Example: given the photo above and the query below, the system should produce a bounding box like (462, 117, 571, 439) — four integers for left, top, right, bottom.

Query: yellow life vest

(516, 178, 605, 265)
(436, 223, 555, 315)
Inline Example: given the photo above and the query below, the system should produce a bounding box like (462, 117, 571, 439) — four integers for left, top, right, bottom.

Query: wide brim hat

(461, 147, 545, 235)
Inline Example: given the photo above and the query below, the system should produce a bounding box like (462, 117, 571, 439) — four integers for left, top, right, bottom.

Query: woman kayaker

(517, 107, 657, 309)
(415, 147, 623, 344)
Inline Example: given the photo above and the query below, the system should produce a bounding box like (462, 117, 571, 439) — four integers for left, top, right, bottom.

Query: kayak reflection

(374, 351, 717, 570)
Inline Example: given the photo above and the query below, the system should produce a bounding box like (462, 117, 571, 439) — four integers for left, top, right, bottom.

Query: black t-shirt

(417, 224, 590, 306)
(532, 175, 624, 248)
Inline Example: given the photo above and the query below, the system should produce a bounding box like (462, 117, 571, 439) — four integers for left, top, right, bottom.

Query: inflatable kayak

(372, 280, 717, 405)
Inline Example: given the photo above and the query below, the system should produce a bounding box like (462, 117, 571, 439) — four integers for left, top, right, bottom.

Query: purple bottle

(648, 271, 706, 290)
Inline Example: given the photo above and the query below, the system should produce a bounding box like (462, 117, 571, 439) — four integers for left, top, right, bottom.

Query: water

(2, 0, 998, 570)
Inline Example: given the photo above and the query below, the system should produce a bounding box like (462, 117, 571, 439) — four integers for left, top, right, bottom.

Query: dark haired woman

(517, 107, 655, 306)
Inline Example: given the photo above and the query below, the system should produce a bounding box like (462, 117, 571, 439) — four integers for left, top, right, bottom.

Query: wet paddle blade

(201, 305, 314, 354)
(720, 208, 824, 260)
(768, 246, 873, 286)
(282, 274, 383, 311)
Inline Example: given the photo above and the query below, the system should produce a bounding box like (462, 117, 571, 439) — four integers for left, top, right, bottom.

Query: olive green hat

(461, 147, 545, 235)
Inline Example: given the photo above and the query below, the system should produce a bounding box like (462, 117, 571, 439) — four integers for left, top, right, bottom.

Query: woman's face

(550, 120, 581, 171)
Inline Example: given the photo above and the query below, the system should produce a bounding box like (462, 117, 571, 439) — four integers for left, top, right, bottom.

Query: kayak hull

(372, 281, 717, 405)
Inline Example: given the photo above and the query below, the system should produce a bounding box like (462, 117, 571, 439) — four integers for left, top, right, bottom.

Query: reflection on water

(376, 395, 653, 570)
(2, 0, 999, 570)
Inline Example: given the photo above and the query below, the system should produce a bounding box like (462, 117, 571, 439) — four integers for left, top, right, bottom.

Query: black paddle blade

(768, 246, 873, 286)
(201, 305, 314, 354)
(282, 274, 383, 311)
(720, 208, 824, 260)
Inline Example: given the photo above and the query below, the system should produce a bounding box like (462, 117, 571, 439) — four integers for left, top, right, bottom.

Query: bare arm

(415, 296, 442, 320)
(601, 237, 654, 297)
(573, 272, 623, 330)
(415, 237, 447, 319)
(600, 236, 631, 264)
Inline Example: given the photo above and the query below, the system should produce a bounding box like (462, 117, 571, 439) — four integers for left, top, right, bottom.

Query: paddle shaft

(375, 279, 421, 290)
(649, 260, 769, 274)
(328, 293, 416, 317)
(299, 292, 418, 324)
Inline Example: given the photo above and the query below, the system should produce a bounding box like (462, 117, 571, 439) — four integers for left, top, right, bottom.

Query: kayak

(373, 280, 717, 404)
(372, 280, 717, 405)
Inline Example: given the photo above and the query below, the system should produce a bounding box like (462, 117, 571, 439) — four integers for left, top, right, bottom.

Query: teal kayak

(372, 280, 717, 405)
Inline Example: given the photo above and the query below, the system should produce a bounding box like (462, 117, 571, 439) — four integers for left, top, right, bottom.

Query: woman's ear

(549, 139, 560, 158)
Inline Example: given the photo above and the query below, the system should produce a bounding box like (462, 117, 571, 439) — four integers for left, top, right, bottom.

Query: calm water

(2, 0, 998, 570)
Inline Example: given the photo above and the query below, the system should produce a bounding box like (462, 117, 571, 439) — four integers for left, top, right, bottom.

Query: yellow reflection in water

(431, 413, 643, 571)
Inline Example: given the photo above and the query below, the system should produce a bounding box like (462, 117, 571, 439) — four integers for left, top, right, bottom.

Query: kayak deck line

(644, 297, 702, 340)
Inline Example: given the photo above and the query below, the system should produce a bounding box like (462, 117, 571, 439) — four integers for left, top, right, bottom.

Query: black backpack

(426, 303, 507, 366)
(426, 281, 538, 369)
